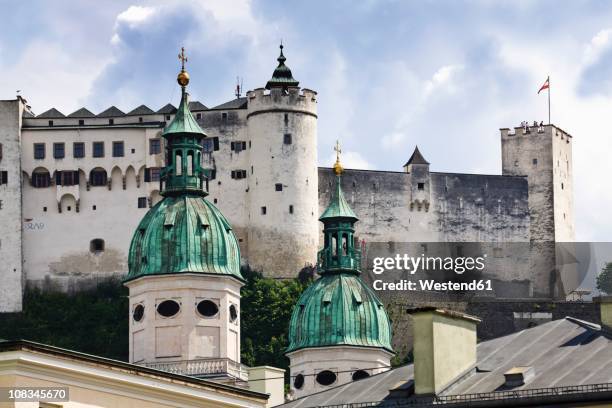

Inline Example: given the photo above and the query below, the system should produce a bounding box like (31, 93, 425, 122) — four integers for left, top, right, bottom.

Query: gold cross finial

(178, 47, 188, 71)
(333, 140, 344, 176)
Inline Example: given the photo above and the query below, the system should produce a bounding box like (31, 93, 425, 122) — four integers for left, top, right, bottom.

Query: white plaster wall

(287, 346, 392, 399)
(126, 274, 242, 364)
(0, 99, 24, 312)
(246, 88, 319, 277)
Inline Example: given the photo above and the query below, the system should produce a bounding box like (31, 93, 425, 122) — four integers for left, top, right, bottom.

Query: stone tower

(501, 124, 575, 297)
(245, 44, 319, 277)
(286, 149, 394, 399)
(0, 97, 25, 312)
(124, 52, 245, 380)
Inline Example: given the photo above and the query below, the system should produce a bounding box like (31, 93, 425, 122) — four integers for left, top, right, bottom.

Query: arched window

(187, 150, 194, 176)
(342, 234, 348, 255)
(90, 168, 107, 186)
(32, 168, 51, 188)
(175, 151, 183, 175)
(331, 234, 337, 257)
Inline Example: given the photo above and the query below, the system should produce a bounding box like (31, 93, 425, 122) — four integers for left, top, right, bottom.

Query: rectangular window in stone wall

(231, 170, 247, 179)
(138, 197, 147, 208)
(34, 143, 45, 159)
(284, 133, 292, 144)
(93, 142, 104, 158)
(112, 141, 124, 157)
(53, 143, 65, 159)
(149, 139, 161, 155)
(0, 171, 7, 185)
(73, 142, 85, 158)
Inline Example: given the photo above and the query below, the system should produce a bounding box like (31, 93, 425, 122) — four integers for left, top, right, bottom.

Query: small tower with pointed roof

(404, 146, 431, 212)
(285, 143, 394, 399)
(124, 49, 245, 382)
(245, 43, 319, 278)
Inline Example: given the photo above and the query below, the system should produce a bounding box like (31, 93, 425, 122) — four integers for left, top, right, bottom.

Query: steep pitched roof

(266, 44, 299, 90)
(157, 103, 177, 114)
(404, 146, 429, 167)
(162, 90, 205, 137)
(126, 105, 155, 116)
(22, 110, 34, 118)
(319, 175, 358, 221)
(37, 108, 65, 118)
(211, 97, 248, 110)
(279, 317, 612, 407)
(188, 101, 208, 111)
(97, 106, 125, 117)
(67, 107, 96, 118)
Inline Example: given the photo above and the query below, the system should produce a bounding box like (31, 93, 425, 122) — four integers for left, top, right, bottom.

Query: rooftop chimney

(594, 296, 612, 330)
(409, 307, 480, 396)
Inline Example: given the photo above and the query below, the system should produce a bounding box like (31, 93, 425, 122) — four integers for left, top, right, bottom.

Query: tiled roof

(126, 105, 155, 116)
(210, 97, 248, 110)
(157, 103, 177, 114)
(279, 317, 612, 407)
(404, 146, 429, 166)
(97, 106, 125, 117)
(67, 108, 96, 118)
(37, 108, 65, 118)
(188, 101, 208, 111)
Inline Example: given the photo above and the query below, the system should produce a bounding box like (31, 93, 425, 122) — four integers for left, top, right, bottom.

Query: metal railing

(141, 357, 249, 381)
(318, 382, 612, 407)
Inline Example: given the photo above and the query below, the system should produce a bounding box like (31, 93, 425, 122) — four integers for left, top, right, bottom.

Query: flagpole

(548, 75, 551, 125)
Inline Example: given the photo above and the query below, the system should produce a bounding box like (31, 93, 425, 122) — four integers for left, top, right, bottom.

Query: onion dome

(125, 48, 243, 283)
(286, 143, 393, 353)
(265, 44, 299, 90)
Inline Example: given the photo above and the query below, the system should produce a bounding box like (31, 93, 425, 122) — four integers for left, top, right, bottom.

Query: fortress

(0, 46, 574, 312)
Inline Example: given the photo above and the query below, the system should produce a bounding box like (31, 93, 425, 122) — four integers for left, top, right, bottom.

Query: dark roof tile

(126, 105, 155, 116)
(37, 108, 66, 118)
(67, 108, 96, 118)
(97, 106, 125, 117)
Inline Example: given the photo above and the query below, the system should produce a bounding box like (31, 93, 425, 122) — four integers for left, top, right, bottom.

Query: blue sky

(2, 0, 612, 241)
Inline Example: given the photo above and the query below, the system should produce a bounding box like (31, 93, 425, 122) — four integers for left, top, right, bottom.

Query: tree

(597, 262, 612, 295)
(240, 266, 309, 382)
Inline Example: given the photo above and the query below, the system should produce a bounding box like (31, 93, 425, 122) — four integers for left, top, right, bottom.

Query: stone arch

(136, 165, 146, 188)
(31, 167, 52, 188)
(89, 167, 108, 187)
(125, 165, 137, 189)
(59, 193, 77, 213)
(21, 171, 30, 187)
(78, 169, 87, 189)
(110, 166, 122, 190)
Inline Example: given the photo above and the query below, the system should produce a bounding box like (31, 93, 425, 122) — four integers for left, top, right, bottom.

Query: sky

(1, 0, 612, 241)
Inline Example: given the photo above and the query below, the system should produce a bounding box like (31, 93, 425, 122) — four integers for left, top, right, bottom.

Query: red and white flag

(538, 77, 550, 94)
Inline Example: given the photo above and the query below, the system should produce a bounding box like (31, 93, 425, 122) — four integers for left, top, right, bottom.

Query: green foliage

(597, 262, 612, 295)
(240, 266, 310, 382)
(0, 278, 128, 361)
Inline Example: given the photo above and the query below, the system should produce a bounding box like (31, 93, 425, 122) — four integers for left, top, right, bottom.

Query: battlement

(246, 87, 317, 116)
(500, 124, 572, 142)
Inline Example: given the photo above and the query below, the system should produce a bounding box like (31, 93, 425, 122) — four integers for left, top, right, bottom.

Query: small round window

(352, 370, 370, 381)
(229, 304, 238, 323)
(197, 300, 219, 317)
(133, 304, 144, 322)
(293, 374, 304, 389)
(157, 300, 180, 317)
(316, 370, 336, 386)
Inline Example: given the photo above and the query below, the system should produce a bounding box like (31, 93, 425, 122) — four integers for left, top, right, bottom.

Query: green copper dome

(287, 159, 393, 354)
(125, 195, 243, 282)
(265, 44, 299, 90)
(125, 51, 242, 283)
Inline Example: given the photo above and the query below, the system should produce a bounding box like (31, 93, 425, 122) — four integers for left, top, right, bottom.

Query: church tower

(245, 44, 319, 277)
(124, 49, 245, 381)
(285, 144, 394, 399)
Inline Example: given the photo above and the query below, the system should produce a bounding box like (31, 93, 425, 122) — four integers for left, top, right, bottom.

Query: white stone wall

(0, 99, 24, 312)
(126, 274, 242, 364)
(20, 123, 164, 290)
(245, 88, 319, 277)
(287, 346, 392, 399)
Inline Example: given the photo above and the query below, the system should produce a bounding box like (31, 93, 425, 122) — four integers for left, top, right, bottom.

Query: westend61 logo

(370, 253, 493, 292)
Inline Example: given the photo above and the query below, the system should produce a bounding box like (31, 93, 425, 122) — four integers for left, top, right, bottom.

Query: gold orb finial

(177, 47, 190, 87)
(333, 140, 344, 176)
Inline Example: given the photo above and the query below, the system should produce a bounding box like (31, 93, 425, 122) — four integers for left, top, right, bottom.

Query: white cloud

(423, 64, 463, 96)
(116, 5, 157, 27)
(583, 28, 612, 65)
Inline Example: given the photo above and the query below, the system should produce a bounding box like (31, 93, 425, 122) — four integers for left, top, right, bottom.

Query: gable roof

(279, 317, 612, 407)
(126, 105, 155, 116)
(210, 97, 248, 110)
(188, 101, 208, 111)
(404, 146, 429, 167)
(157, 103, 177, 114)
(37, 108, 65, 118)
(97, 106, 125, 117)
(67, 107, 96, 118)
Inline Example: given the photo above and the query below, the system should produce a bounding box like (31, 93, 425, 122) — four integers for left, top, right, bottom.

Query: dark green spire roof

(125, 49, 242, 283)
(319, 175, 358, 221)
(265, 44, 299, 90)
(286, 161, 394, 355)
(163, 88, 206, 137)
